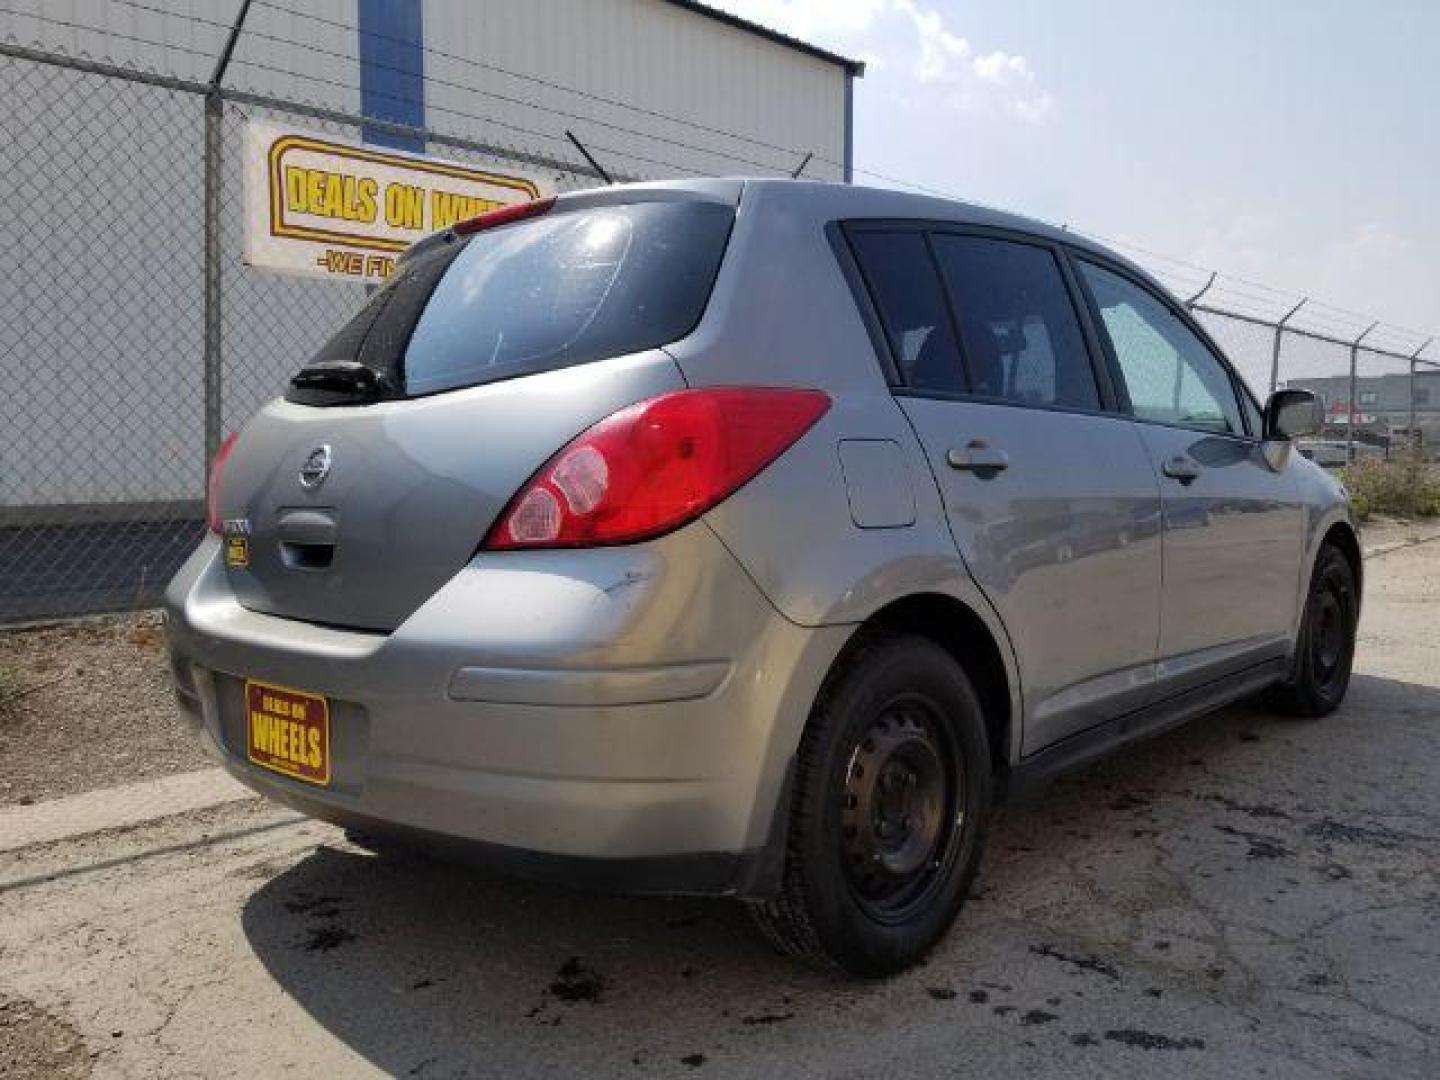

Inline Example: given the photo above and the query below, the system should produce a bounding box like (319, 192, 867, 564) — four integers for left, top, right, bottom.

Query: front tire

(748, 636, 992, 977)
(1269, 543, 1358, 717)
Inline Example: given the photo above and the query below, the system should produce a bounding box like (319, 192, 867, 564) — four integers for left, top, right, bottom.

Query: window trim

(825, 220, 902, 386)
(1065, 249, 1262, 441)
(838, 218, 1125, 419)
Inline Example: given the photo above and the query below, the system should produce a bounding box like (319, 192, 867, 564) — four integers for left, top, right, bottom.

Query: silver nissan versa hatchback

(166, 178, 1360, 976)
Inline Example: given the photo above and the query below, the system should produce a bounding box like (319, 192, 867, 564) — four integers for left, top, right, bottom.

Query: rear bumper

(214, 767, 755, 896)
(165, 529, 849, 895)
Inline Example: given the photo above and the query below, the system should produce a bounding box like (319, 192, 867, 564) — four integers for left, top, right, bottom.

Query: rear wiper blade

(289, 361, 393, 400)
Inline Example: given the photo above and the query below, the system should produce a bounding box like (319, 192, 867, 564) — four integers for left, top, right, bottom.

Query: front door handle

(947, 440, 1009, 473)
(1161, 455, 1201, 484)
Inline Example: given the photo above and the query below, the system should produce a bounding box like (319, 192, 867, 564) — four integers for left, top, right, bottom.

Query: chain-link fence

(1188, 302, 1437, 468)
(1125, 257, 1440, 467)
(0, 36, 610, 622)
(1, 30, 1436, 623)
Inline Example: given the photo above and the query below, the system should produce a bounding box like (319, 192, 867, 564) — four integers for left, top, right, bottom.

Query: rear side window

(847, 230, 964, 393)
(402, 201, 733, 396)
(931, 235, 1100, 411)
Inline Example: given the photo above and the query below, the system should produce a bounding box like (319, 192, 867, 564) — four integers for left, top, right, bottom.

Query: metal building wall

(0, 0, 365, 511)
(0, 0, 852, 511)
(0, 0, 849, 175)
(422, 0, 850, 181)
(0, 0, 362, 109)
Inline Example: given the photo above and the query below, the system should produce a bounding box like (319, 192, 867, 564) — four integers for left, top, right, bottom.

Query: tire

(748, 635, 993, 977)
(1268, 543, 1358, 717)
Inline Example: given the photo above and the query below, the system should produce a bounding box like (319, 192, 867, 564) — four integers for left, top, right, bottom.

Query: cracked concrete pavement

(1, 534, 1438, 1078)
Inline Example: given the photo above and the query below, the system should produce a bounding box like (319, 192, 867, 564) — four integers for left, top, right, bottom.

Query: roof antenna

(790, 151, 814, 179)
(565, 130, 614, 185)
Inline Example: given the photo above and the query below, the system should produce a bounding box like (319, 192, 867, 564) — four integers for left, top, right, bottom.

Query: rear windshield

(400, 200, 733, 396)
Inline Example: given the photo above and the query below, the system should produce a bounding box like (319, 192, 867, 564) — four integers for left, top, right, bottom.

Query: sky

(708, 0, 1438, 343)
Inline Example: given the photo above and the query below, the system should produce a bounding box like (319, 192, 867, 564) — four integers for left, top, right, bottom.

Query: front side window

(932, 235, 1100, 410)
(847, 230, 964, 394)
(1078, 260, 1244, 435)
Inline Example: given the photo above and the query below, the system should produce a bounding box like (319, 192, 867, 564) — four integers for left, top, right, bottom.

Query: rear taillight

(206, 431, 239, 534)
(483, 387, 831, 550)
(453, 196, 556, 236)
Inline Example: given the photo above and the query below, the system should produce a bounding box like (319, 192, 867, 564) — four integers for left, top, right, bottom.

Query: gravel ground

(0, 613, 209, 806)
(0, 532, 1437, 1077)
(0, 995, 88, 1080)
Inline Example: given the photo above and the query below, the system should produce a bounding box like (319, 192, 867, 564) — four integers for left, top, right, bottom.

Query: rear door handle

(947, 441, 1009, 473)
(1161, 455, 1201, 484)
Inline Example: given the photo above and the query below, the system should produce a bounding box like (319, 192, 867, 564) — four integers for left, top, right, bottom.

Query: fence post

(202, 94, 223, 467)
(1347, 322, 1379, 464)
(1184, 271, 1217, 309)
(1409, 338, 1434, 454)
(202, 0, 251, 472)
(1268, 297, 1308, 396)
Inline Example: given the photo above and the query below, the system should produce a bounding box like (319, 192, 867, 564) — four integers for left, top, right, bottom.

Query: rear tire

(1268, 543, 1358, 717)
(748, 635, 992, 977)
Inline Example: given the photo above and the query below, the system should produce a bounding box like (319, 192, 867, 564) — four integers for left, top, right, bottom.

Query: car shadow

(239, 835, 839, 1076)
(238, 671, 1439, 1076)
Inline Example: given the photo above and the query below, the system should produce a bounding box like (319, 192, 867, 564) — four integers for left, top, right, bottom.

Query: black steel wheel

(839, 699, 961, 923)
(1269, 543, 1358, 717)
(749, 635, 992, 977)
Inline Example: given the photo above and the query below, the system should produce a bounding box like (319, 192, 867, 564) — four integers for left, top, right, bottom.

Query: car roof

(745, 178, 1158, 280)
(558, 177, 1158, 288)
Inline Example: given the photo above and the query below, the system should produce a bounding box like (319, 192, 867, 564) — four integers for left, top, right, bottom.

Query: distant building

(1286, 371, 1440, 456)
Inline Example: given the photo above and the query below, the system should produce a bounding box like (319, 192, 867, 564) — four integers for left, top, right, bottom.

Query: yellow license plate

(245, 679, 331, 786)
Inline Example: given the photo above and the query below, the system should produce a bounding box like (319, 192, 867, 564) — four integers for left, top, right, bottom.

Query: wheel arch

(1321, 519, 1363, 604)
(833, 592, 1020, 783)
(1285, 508, 1363, 669)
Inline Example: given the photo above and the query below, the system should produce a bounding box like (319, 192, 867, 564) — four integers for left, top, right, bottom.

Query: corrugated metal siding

(0, 0, 845, 176)
(422, 0, 848, 181)
(0, 0, 362, 111)
(0, 0, 848, 508)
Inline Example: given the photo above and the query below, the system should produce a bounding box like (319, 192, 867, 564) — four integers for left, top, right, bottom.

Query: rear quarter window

(402, 200, 734, 396)
(846, 229, 965, 394)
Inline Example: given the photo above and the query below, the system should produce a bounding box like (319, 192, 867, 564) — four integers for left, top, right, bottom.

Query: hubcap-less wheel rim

(1310, 576, 1349, 696)
(840, 698, 961, 923)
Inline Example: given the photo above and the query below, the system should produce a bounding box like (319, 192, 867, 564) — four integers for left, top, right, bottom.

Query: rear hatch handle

(277, 508, 338, 571)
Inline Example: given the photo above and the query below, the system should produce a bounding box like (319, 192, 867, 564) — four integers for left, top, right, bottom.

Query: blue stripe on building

(357, 0, 426, 152)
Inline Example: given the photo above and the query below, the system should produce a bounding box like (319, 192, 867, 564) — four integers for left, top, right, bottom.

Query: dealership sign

(243, 122, 548, 281)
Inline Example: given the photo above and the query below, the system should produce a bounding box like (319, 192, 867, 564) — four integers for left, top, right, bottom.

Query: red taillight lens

(206, 431, 239, 534)
(484, 388, 831, 550)
(452, 196, 556, 235)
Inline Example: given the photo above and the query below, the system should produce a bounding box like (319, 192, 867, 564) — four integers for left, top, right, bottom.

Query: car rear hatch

(212, 184, 739, 631)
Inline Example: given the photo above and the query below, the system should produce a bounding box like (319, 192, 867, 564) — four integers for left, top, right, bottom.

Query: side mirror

(1264, 389, 1323, 440)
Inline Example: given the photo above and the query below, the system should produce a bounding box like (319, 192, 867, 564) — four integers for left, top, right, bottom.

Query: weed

(1341, 453, 1440, 521)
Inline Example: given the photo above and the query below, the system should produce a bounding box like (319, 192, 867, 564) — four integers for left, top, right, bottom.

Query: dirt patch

(0, 995, 89, 1079)
(0, 612, 208, 806)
